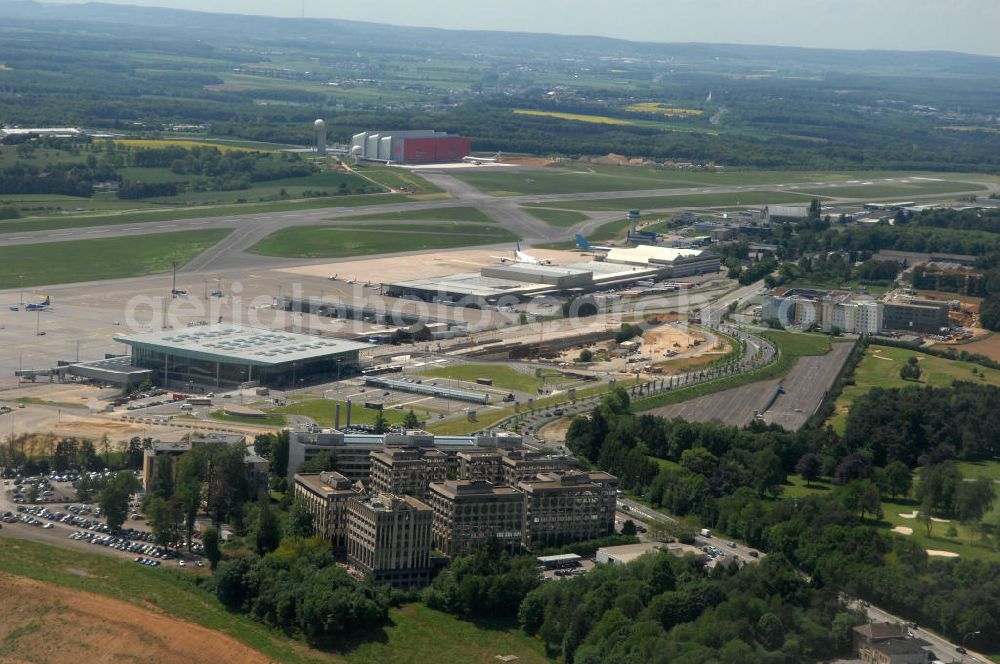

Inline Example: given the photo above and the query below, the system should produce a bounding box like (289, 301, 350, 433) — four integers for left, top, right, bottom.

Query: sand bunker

(898, 511, 918, 519)
(926, 550, 960, 558)
(891, 526, 913, 535)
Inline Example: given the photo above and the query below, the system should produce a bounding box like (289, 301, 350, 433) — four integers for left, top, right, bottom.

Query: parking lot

(1, 476, 208, 571)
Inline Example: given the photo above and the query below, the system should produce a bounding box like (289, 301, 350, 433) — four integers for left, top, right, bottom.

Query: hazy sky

(53, 0, 1000, 57)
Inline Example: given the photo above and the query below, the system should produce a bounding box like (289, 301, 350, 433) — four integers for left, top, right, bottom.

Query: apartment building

(346, 493, 433, 588)
(426, 480, 525, 556)
(293, 471, 359, 554)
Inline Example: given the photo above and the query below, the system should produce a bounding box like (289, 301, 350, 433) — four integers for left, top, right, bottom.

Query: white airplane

(327, 273, 338, 281)
(492, 242, 550, 265)
(345, 276, 357, 284)
(462, 152, 502, 165)
(575, 234, 614, 253)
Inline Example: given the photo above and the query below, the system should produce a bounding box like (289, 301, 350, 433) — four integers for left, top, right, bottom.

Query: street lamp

(961, 631, 980, 663)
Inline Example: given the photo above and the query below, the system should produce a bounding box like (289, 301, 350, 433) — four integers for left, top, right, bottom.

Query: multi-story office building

(346, 493, 433, 588)
(456, 450, 504, 483)
(287, 427, 522, 482)
(293, 471, 359, 554)
(426, 480, 525, 556)
(882, 299, 950, 334)
(501, 449, 579, 487)
(519, 471, 618, 549)
(762, 288, 882, 334)
(369, 447, 447, 499)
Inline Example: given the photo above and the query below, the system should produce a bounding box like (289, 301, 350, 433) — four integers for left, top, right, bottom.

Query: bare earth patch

(0, 573, 272, 664)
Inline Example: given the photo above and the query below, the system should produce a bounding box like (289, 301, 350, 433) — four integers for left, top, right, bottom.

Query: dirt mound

(0, 573, 272, 664)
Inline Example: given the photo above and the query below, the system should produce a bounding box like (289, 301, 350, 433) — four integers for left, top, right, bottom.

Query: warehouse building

(351, 130, 470, 164)
(114, 324, 374, 390)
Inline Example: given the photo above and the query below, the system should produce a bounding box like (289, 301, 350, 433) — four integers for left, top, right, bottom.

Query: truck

(700, 528, 711, 537)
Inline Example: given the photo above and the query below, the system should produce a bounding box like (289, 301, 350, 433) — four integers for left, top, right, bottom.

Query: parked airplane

(575, 234, 614, 252)
(493, 242, 551, 265)
(25, 296, 50, 311)
(327, 274, 338, 281)
(462, 152, 502, 165)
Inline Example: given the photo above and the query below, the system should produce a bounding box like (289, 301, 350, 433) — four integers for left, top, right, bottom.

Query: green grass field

(520, 206, 590, 227)
(0, 229, 231, 289)
(759, 330, 832, 357)
(207, 410, 288, 427)
(829, 345, 1000, 432)
(449, 164, 994, 198)
(0, 537, 550, 664)
(338, 207, 495, 223)
(0, 193, 409, 235)
(274, 399, 434, 428)
(349, 165, 443, 195)
(248, 223, 515, 258)
(417, 364, 566, 394)
(530, 190, 819, 212)
(799, 180, 987, 199)
(783, 474, 999, 561)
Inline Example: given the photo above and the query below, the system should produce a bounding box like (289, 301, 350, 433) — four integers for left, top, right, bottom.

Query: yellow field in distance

(626, 102, 703, 117)
(106, 139, 271, 152)
(512, 109, 634, 125)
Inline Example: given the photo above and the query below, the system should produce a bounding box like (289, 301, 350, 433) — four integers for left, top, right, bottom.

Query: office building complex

(519, 471, 618, 549)
(347, 493, 433, 588)
(427, 480, 525, 557)
(369, 447, 447, 499)
(293, 471, 359, 554)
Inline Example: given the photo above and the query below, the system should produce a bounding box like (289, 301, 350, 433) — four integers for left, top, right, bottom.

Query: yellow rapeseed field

(626, 102, 703, 117)
(512, 109, 635, 125)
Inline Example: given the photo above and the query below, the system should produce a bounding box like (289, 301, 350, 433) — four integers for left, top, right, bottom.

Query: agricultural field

(274, 399, 434, 428)
(338, 207, 496, 223)
(248, 222, 515, 259)
(417, 364, 568, 394)
(107, 139, 276, 153)
(520, 206, 590, 227)
(0, 537, 549, 664)
(625, 102, 703, 117)
(829, 345, 1000, 432)
(783, 474, 999, 561)
(512, 109, 635, 125)
(0, 229, 231, 289)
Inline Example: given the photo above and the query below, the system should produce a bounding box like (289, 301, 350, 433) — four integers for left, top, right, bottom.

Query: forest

(2, 3, 1000, 171)
(563, 385, 1000, 653)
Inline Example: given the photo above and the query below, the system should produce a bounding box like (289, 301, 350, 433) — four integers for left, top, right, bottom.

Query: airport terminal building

(114, 324, 374, 389)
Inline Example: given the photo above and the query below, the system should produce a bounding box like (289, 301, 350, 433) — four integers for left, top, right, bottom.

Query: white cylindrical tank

(314, 118, 327, 155)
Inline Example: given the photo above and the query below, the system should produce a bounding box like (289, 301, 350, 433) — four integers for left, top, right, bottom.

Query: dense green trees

(214, 538, 394, 644)
(99, 471, 139, 532)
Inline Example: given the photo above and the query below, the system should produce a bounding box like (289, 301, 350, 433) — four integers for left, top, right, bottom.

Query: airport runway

(1, 172, 994, 276)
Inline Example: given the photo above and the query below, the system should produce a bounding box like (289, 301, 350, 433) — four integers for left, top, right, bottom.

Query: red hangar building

(351, 130, 471, 164)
